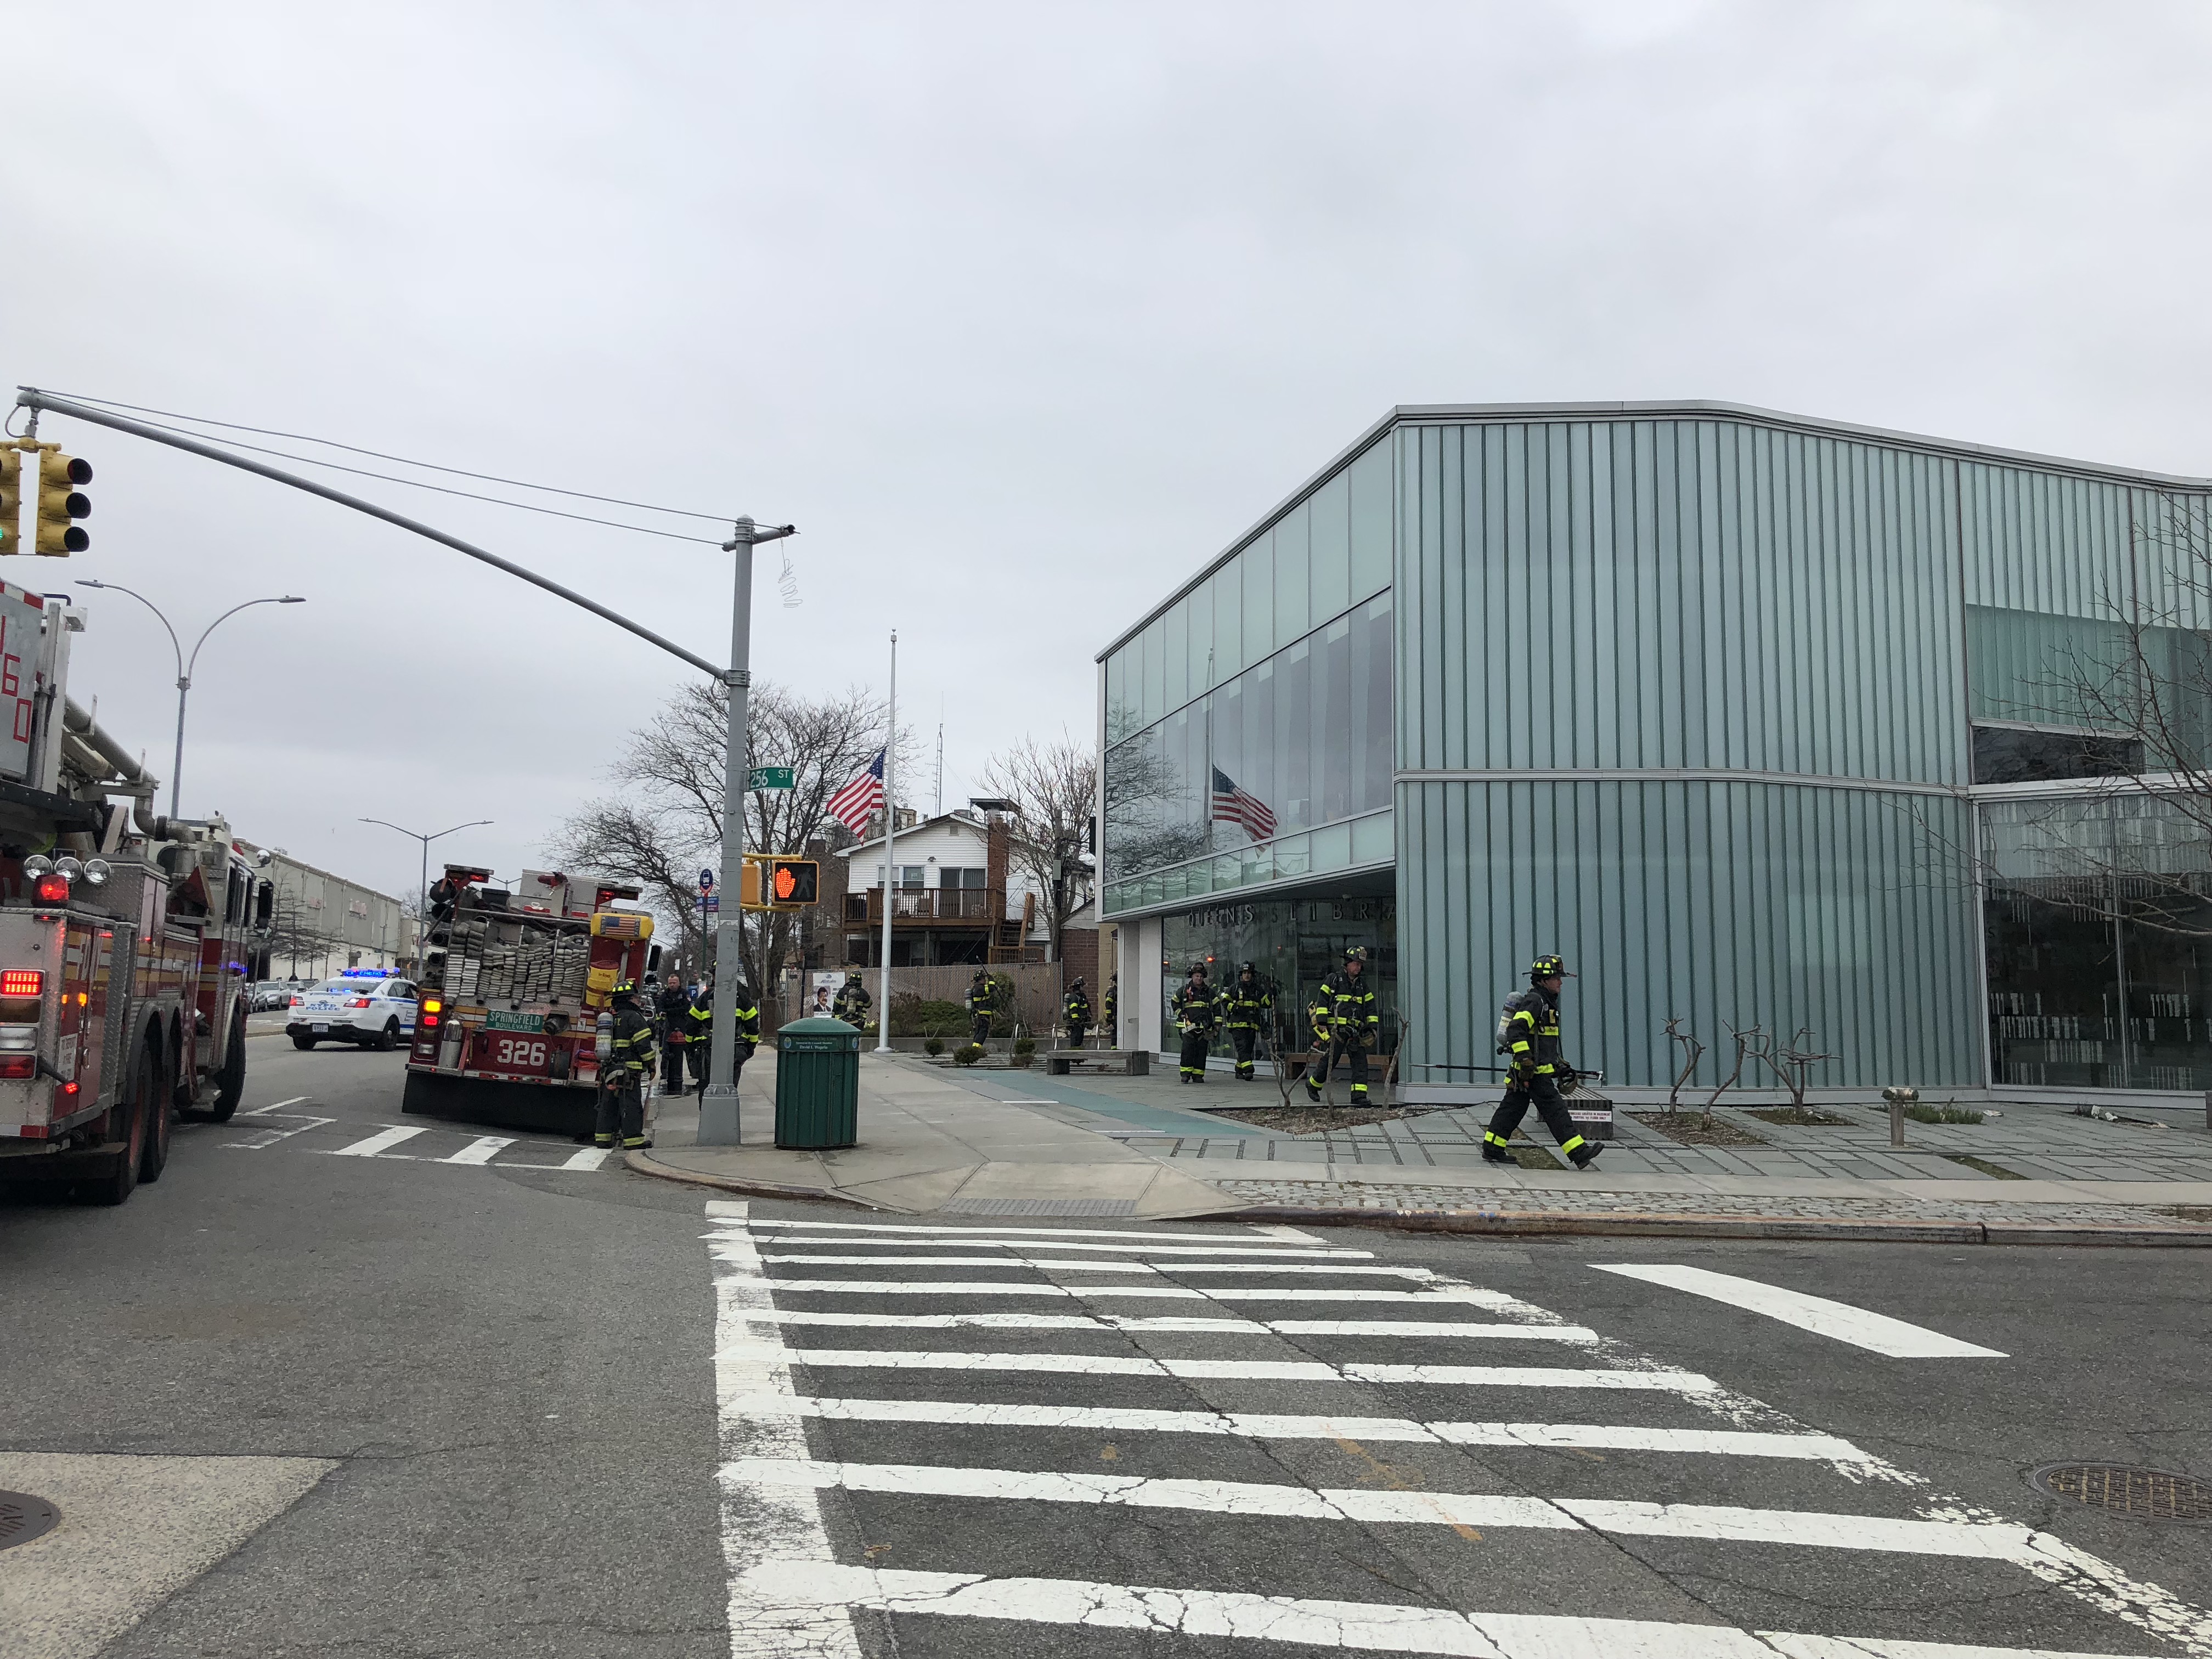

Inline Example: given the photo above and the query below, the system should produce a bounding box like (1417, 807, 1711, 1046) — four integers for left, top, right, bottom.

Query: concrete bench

(1046, 1049, 1151, 1077)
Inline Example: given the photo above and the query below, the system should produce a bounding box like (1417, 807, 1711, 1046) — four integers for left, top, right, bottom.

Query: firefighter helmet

(1188, 961, 1209, 975)
(1071, 976, 1085, 988)
(1238, 961, 1256, 975)
(611, 979, 639, 1001)
(1343, 945, 1369, 964)
(1529, 955, 1572, 980)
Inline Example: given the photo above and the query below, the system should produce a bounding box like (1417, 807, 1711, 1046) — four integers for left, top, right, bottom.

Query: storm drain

(2030, 1464, 2211, 1525)
(939, 1197, 1139, 1217)
(0, 1491, 60, 1551)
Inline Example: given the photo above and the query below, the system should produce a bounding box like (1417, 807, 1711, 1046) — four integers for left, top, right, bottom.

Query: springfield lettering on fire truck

(404, 864, 655, 1139)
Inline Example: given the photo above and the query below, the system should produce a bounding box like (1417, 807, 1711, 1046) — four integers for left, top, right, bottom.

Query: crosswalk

(226, 1116, 618, 1173)
(706, 1205, 2212, 1659)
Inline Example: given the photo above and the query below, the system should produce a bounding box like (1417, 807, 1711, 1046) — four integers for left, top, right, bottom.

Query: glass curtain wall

(1983, 794, 2212, 1090)
(1160, 896, 1398, 1070)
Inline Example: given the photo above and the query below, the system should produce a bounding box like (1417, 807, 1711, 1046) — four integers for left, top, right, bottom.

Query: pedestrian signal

(769, 857, 818, 906)
(0, 450, 21, 554)
(35, 453, 92, 556)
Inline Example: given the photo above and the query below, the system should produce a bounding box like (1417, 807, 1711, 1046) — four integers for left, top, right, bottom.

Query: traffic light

(35, 452, 91, 556)
(768, 857, 819, 907)
(0, 450, 20, 554)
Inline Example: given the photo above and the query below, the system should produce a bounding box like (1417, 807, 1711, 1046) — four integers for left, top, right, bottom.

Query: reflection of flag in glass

(1210, 767, 1278, 842)
(827, 749, 886, 833)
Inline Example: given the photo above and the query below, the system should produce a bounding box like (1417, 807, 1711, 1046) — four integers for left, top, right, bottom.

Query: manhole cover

(0, 1491, 60, 1551)
(2030, 1464, 2212, 1525)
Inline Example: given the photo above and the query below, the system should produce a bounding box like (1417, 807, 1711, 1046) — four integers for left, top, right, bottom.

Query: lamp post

(72, 580, 306, 820)
(359, 818, 495, 943)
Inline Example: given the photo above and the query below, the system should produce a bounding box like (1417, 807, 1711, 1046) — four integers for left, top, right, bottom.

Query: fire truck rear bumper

(402, 1068, 597, 1137)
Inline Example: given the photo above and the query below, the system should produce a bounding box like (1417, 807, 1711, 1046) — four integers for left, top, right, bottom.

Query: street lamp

(359, 819, 495, 949)
(73, 580, 306, 820)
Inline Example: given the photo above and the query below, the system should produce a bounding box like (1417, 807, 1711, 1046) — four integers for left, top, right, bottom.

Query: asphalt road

(2, 1039, 2208, 1658)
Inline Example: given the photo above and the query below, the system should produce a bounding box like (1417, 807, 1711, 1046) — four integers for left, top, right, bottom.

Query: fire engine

(0, 582, 262, 1205)
(404, 864, 658, 1136)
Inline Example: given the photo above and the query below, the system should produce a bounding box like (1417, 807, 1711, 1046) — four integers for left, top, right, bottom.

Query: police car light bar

(338, 968, 390, 978)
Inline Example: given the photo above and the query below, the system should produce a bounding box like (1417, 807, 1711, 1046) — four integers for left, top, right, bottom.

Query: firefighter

(1103, 974, 1118, 1044)
(1482, 955, 1600, 1170)
(833, 969, 872, 1028)
(1304, 946, 1379, 1105)
(656, 972, 690, 1097)
(1224, 962, 1271, 1080)
(685, 974, 714, 1093)
(594, 979, 657, 1150)
(730, 976, 761, 1087)
(1063, 977, 1092, 1048)
(964, 969, 999, 1048)
(1172, 962, 1220, 1084)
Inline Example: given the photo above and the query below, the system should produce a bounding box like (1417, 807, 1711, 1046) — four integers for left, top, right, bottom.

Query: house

(834, 806, 1052, 966)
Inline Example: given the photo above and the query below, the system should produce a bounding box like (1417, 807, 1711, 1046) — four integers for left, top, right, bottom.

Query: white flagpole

(875, 630, 897, 1052)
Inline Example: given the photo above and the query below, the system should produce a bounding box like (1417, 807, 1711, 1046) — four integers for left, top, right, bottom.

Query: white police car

(287, 970, 419, 1050)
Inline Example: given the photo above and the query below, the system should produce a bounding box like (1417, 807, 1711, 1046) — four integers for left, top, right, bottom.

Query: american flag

(1210, 766, 1277, 841)
(827, 749, 887, 834)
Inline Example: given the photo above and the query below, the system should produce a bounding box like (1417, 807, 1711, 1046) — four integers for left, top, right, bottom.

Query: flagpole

(876, 630, 897, 1053)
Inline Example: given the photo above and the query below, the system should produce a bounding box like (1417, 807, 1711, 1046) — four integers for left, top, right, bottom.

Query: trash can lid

(780, 1017, 860, 1034)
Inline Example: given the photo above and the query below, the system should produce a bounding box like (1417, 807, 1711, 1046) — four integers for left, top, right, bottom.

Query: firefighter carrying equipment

(964, 972, 1001, 1045)
(1484, 977, 1598, 1168)
(595, 997, 657, 1148)
(832, 973, 872, 1025)
(1303, 957, 1379, 1103)
(1064, 979, 1092, 1046)
(1173, 972, 1218, 1083)
(1224, 967, 1272, 1080)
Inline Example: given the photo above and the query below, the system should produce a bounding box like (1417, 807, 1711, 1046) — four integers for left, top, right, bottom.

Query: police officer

(685, 974, 714, 1093)
(1304, 946, 1379, 1105)
(964, 969, 999, 1048)
(1223, 962, 1271, 1081)
(594, 979, 657, 1149)
(1482, 955, 1600, 1170)
(1172, 962, 1220, 1084)
(1063, 977, 1092, 1048)
(833, 969, 872, 1028)
(656, 972, 690, 1097)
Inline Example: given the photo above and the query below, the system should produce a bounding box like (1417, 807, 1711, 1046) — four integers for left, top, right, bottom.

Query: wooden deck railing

(844, 887, 1007, 925)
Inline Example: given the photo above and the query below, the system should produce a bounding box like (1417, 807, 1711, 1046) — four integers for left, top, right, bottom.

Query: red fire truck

(404, 865, 658, 1136)
(0, 582, 261, 1205)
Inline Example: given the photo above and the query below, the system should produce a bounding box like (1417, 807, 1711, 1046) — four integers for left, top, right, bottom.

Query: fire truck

(0, 582, 262, 1205)
(404, 864, 658, 1137)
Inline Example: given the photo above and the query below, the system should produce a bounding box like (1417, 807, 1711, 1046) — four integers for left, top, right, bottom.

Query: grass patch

(1628, 1110, 1767, 1147)
(2164, 1205, 2212, 1223)
(1905, 1103, 1984, 1125)
(1745, 1106, 1857, 1127)
(1210, 1104, 1418, 1135)
(1942, 1153, 2026, 1180)
(1508, 1141, 1565, 1171)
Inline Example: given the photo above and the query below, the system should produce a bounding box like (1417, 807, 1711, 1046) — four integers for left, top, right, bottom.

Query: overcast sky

(3, 1, 2206, 904)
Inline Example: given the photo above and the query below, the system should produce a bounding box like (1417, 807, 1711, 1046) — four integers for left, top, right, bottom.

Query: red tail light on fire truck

(0, 969, 43, 997)
(420, 997, 442, 1029)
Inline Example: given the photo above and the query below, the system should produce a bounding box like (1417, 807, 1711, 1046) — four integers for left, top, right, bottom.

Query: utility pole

(876, 631, 897, 1053)
(701, 516, 794, 1145)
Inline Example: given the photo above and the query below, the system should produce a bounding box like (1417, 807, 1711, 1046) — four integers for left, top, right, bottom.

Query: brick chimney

(985, 814, 1010, 898)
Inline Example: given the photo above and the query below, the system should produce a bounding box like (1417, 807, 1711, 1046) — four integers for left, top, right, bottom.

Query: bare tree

(976, 733, 1097, 962)
(550, 680, 910, 996)
(1662, 1017, 1705, 1120)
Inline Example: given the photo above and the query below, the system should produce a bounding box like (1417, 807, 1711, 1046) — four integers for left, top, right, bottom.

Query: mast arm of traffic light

(13, 387, 724, 680)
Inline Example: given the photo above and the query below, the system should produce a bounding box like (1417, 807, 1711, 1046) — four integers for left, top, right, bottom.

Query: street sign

(698, 867, 715, 890)
(748, 766, 795, 792)
(698, 892, 720, 915)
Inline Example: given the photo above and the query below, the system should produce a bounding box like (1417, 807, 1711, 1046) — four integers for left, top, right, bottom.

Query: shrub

(923, 1036, 945, 1057)
(954, 1043, 984, 1066)
(890, 995, 970, 1040)
(1012, 1036, 1036, 1067)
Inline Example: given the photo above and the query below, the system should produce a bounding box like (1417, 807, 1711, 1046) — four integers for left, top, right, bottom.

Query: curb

(622, 1149, 875, 1209)
(1208, 1205, 2212, 1248)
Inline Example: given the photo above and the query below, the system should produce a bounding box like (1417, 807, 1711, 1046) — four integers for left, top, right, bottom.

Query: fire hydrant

(1881, 1085, 1918, 1148)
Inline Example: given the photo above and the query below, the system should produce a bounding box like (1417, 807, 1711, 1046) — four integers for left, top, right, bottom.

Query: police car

(287, 969, 419, 1050)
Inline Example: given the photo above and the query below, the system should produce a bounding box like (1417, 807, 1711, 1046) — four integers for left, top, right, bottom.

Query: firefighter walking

(1304, 946, 1379, 1105)
(1482, 955, 1600, 1170)
(1172, 962, 1220, 1084)
(1224, 962, 1271, 1081)
(964, 969, 1000, 1048)
(832, 970, 871, 1028)
(1063, 977, 1092, 1048)
(594, 979, 657, 1149)
(1103, 974, 1118, 1045)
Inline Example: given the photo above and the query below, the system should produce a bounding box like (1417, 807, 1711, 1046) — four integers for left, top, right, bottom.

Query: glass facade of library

(1102, 403, 2212, 1092)
(1158, 893, 1398, 1070)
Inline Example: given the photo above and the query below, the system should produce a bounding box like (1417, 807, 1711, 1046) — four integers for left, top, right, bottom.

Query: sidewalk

(627, 1051, 2212, 1243)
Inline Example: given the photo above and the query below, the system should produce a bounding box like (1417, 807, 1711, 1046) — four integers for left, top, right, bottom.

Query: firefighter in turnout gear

(1063, 978, 1092, 1048)
(1224, 963, 1271, 1081)
(1304, 947, 1379, 1105)
(965, 969, 1000, 1047)
(1172, 963, 1220, 1083)
(684, 976, 714, 1093)
(656, 973, 691, 1097)
(832, 970, 872, 1028)
(1483, 955, 1600, 1170)
(729, 978, 761, 1088)
(595, 980, 657, 1149)
(1103, 975, 1118, 1043)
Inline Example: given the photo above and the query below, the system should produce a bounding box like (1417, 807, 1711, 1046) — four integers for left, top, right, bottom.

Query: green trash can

(774, 1016, 861, 1148)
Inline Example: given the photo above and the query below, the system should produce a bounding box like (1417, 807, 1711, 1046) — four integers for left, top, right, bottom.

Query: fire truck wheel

(140, 1053, 174, 1184)
(373, 1019, 401, 1052)
(81, 1046, 154, 1206)
(189, 1006, 249, 1123)
(291, 1035, 318, 1051)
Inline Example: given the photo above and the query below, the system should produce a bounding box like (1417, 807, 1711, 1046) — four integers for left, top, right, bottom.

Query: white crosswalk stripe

(706, 1204, 2212, 1659)
(312, 1124, 622, 1173)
